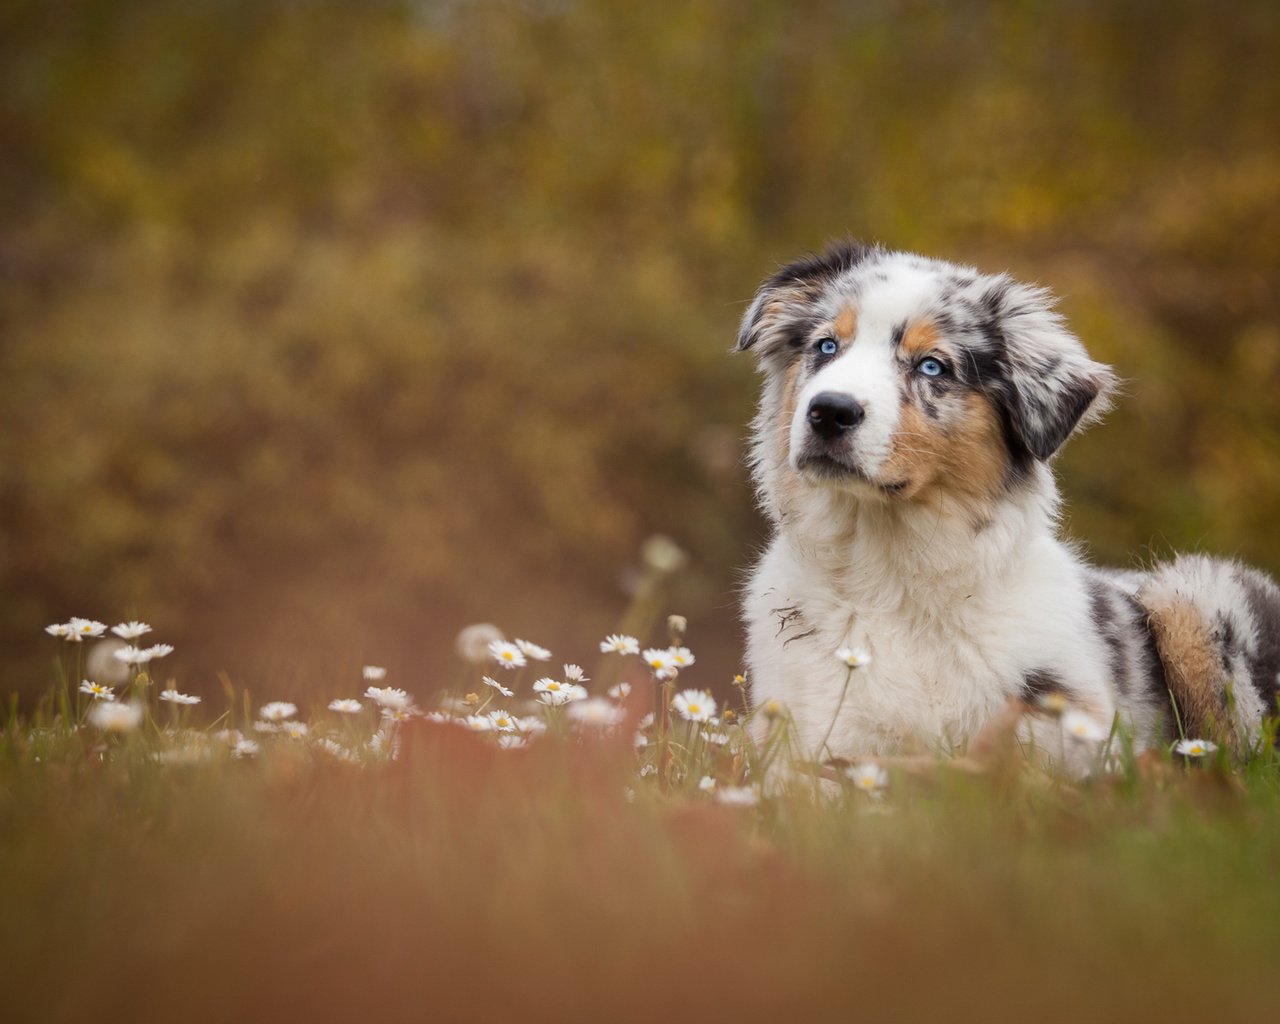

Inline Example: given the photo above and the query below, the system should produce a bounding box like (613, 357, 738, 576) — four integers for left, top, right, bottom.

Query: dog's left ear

(982, 279, 1117, 462)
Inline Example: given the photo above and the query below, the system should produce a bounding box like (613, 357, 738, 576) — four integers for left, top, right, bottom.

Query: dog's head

(737, 242, 1116, 520)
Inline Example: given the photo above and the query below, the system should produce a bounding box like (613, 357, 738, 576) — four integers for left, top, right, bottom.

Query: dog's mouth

(795, 452, 910, 498)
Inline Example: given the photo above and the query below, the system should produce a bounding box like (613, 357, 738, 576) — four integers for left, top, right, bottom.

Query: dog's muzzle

(806, 392, 865, 440)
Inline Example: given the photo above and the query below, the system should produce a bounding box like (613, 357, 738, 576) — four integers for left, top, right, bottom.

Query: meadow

(6, 607, 1280, 1024)
(4, 3, 1279, 1021)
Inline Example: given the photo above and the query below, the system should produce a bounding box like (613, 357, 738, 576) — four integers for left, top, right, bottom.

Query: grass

(5, 622, 1280, 1024)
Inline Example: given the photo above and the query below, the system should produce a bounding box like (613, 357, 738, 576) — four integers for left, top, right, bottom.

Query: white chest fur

(742, 492, 1119, 760)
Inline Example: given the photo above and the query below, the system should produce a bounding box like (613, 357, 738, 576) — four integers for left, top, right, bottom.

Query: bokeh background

(3, 0, 1278, 703)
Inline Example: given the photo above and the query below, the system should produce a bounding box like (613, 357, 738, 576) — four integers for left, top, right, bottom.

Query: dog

(736, 241, 1280, 768)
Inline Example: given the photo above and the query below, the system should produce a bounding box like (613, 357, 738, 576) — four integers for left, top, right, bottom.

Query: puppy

(736, 241, 1280, 766)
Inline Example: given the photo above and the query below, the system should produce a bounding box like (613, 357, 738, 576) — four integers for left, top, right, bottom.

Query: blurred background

(2, 0, 1277, 704)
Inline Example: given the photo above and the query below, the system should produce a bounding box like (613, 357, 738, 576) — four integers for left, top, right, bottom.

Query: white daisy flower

(232, 739, 260, 758)
(328, 698, 363, 714)
(454, 623, 506, 664)
(637, 712, 655, 730)
(259, 701, 298, 722)
(1062, 709, 1106, 744)
(69, 618, 108, 640)
(642, 648, 675, 674)
(1037, 690, 1070, 715)
(600, 634, 640, 655)
(668, 646, 696, 669)
(563, 664, 588, 683)
(144, 644, 174, 660)
(698, 775, 716, 792)
(253, 721, 280, 734)
(633, 732, 648, 749)
(672, 689, 716, 723)
(704, 731, 730, 746)
(607, 682, 632, 700)
(45, 622, 72, 639)
(159, 690, 201, 705)
(363, 686, 412, 710)
(362, 665, 387, 681)
(482, 676, 514, 697)
(465, 714, 494, 732)
(515, 639, 552, 661)
(282, 721, 309, 739)
(515, 715, 548, 737)
(111, 621, 152, 640)
(715, 786, 759, 807)
(488, 641, 527, 670)
(79, 680, 115, 701)
(487, 709, 520, 733)
(112, 645, 153, 666)
(1174, 738, 1218, 758)
(380, 707, 417, 723)
(835, 646, 872, 669)
(566, 697, 626, 729)
(535, 680, 588, 706)
(847, 762, 889, 796)
(497, 734, 528, 750)
(88, 701, 143, 733)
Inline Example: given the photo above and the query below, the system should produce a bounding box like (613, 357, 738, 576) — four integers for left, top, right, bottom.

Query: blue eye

(818, 338, 838, 356)
(918, 358, 945, 377)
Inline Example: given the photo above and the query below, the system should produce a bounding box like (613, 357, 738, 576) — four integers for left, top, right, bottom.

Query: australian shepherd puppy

(737, 241, 1280, 768)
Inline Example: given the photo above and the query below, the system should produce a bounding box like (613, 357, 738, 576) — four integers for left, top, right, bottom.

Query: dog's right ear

(736, 241, 876, 363)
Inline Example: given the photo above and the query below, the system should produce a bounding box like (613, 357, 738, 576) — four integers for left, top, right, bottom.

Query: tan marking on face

(880, 391, 1008, 514)
(901, 320, 942, 360)
(833, 304, 858, 341)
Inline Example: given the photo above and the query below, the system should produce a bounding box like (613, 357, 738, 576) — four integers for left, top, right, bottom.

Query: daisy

(847, 762, 889, 797)
(1037, 690, 1070, 715)
(362, 665, 387, 681)
(144, 644, 174, 659)
(159, 690, 201, 705)
(69, 618, 108, 640)
(465, 714, 494, 732)
(497, 734, 527, 750)
(562, 664, 588, 683)
(253, 721, 280, 734)
(715, 786, 759, 807)
(364, 686, 412, 710)
(704, 731, 730, 746)
(328, 699, 363, 714)
(515, 716, 548, 737)
(835, 646, 872, 669)
(668, 646, 696, 669)
(566, 697, 626, 728)
(487, 709, 519, 733)
(637, 712, 655, 731)
(488, 641, 527, 670)
(381, 707, 417, 723)
(111, 621, 152, 640)
(112, 646, 153, 666)
(698, 776, 716, 792)
(515, 639, 552, 661)
(672, 689, 716, 723)
(642, 648, 675, 675)
(1175, 738, 1218, 758)
(88, 701, 143, 733)
(282, 721, 309, 739)
(600, 634, 640, 655)
(732, 672, 748, 688)
(79, 680, 115, 701)
(232, 739, 260, 758)
(45, 622, 72, 639)
(607, 682, 631, 700)
(259, 701, 298, 722)
(1062, 709, 1106, 744)
(482, 676, 514, 698)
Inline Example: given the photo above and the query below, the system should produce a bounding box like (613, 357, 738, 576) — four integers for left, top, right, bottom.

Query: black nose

(807, 392, 865, 439)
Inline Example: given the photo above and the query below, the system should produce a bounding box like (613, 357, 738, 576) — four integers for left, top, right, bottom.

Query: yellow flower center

(687, 703, 701, 715)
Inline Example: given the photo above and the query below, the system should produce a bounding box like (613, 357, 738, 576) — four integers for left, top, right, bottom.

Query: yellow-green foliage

(2, 0, 1278, 695)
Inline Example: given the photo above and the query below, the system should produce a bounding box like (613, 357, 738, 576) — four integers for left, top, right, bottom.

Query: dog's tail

(1135, 555, 1280, 750)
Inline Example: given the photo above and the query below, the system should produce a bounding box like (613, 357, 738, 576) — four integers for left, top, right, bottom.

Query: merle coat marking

(736, 242, 1280, 766)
